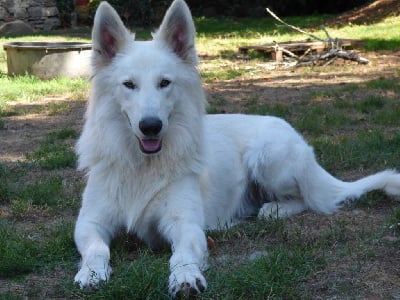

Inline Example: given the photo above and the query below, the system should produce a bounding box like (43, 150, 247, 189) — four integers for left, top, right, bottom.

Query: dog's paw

(168, 264, 206, 298)
(74, 264, 112, 289)
(258, 200, 306, 219)
(258, 202, 287, 219)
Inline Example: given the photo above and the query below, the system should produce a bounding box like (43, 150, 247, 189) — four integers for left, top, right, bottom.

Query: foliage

(88, 0, 173, 27)
(56, 0, 75, 28)
(187, 0, 369, 17)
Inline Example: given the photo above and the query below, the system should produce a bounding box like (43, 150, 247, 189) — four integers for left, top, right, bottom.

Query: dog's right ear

(91, 1, 131, 68)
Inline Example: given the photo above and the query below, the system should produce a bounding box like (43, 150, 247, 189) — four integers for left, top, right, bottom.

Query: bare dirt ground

(326, 0, 400, 26)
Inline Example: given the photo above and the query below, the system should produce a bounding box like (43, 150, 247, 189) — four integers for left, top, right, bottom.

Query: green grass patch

(41, 222, 77, 264)
(47, 102, 72, 116)
(206, 246, 321, 299)
(295, 105, 351, 135)
(9, 176, 65, 217)
(310, 89, 341, 101)
(0, 220, 77, 280)
(0, 220, 39, 278)
(0, 164, 10, 202)
(312, 131, 400, 173)
(355, 95, 386, 114)
(201, 65, 248, 82)
(0, 74, 88, 107)
(27, 129, 78, 170)
(74, 252, 170, 300)
(19, 176, 63, 207)
(0, 162, 75, 215)
(244, 102, 292, 119)
(366, 77, 400, 91)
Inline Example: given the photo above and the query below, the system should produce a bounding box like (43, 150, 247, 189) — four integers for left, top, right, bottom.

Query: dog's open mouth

(139, 138, 162, 154)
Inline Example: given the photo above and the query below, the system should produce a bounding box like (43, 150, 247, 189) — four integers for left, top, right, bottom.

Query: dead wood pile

(239, 8, 369, 67)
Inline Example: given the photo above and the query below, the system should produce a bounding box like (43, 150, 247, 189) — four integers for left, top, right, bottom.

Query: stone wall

(0, 0, 60, 31)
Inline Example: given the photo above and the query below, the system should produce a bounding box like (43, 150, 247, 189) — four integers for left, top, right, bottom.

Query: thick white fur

(74, 0, 400, 296)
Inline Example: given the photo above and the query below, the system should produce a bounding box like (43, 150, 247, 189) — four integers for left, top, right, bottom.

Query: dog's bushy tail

(300, 161, 400, 214)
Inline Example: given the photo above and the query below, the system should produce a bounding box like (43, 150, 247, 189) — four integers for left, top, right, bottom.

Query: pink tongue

(141, 139, 161, 152)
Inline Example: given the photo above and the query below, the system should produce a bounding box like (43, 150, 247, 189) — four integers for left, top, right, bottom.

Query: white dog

(74, 0, 400, 297)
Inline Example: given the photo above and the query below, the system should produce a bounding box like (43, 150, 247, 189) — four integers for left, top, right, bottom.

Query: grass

(0, 73, 88, 107)
(206, 246, 320, 299)
(0, 220, 39, 277)
(1, 12, 400, 300)
(27, 128, 78, 170)
(311, 131, 400, 174)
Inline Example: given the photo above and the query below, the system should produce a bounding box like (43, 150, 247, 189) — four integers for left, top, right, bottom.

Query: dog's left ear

(154, 0, 197, 65)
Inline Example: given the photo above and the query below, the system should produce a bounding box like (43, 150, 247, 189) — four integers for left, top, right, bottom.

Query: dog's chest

(116, 168, 169, 231)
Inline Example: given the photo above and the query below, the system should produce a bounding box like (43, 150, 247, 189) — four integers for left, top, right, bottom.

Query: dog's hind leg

(243, 125, 315, 219)
(244, 118, 400, 218)
(258, 199, 307, 219)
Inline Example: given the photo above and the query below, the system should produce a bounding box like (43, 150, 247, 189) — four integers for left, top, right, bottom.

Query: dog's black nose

(139, 117, 162, 136)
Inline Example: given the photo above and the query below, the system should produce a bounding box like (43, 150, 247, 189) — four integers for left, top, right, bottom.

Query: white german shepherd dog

(74, 0, 400, 296)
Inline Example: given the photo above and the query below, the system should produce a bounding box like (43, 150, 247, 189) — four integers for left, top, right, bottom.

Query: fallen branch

(297, 49, 369, 67)
(265, 8, 369, 67)
(266, 7, 324, 42)
(324, 49, 369, 64)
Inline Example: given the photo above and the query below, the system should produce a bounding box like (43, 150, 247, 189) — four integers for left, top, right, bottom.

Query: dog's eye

(123, 80, 136, 90)
(159, 79, 171, 88)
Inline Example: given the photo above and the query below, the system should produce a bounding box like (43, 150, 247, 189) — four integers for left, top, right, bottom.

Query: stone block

(0, 20, 35, 36)
(0, 7, 7, 19)
(43, 17, 60, 30)
(27, 6, 58, 18)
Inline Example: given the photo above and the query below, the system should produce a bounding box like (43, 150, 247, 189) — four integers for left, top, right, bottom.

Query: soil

(326, 0, 400, 26)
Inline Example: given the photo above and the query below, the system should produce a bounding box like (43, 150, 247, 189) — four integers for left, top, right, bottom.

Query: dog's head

(90, 0, 202, 155)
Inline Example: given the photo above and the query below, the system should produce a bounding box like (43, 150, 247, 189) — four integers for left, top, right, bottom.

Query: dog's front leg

(167, 222, 208, 297)
(74, 181, 117, 288)
(74, 213, 114, 288)
(157, 176, 208, 298)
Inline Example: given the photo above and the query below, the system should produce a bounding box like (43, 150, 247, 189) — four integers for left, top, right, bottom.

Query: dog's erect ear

(91, 1, 131, 68)
(154, 0, 197, 65)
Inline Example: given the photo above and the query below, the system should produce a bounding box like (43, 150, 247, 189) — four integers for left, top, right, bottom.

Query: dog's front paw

(74, 264, 112, 289)
(168, 264, 207, 298)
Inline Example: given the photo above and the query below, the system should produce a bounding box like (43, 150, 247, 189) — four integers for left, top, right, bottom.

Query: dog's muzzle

(138, 117, 163, 154)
